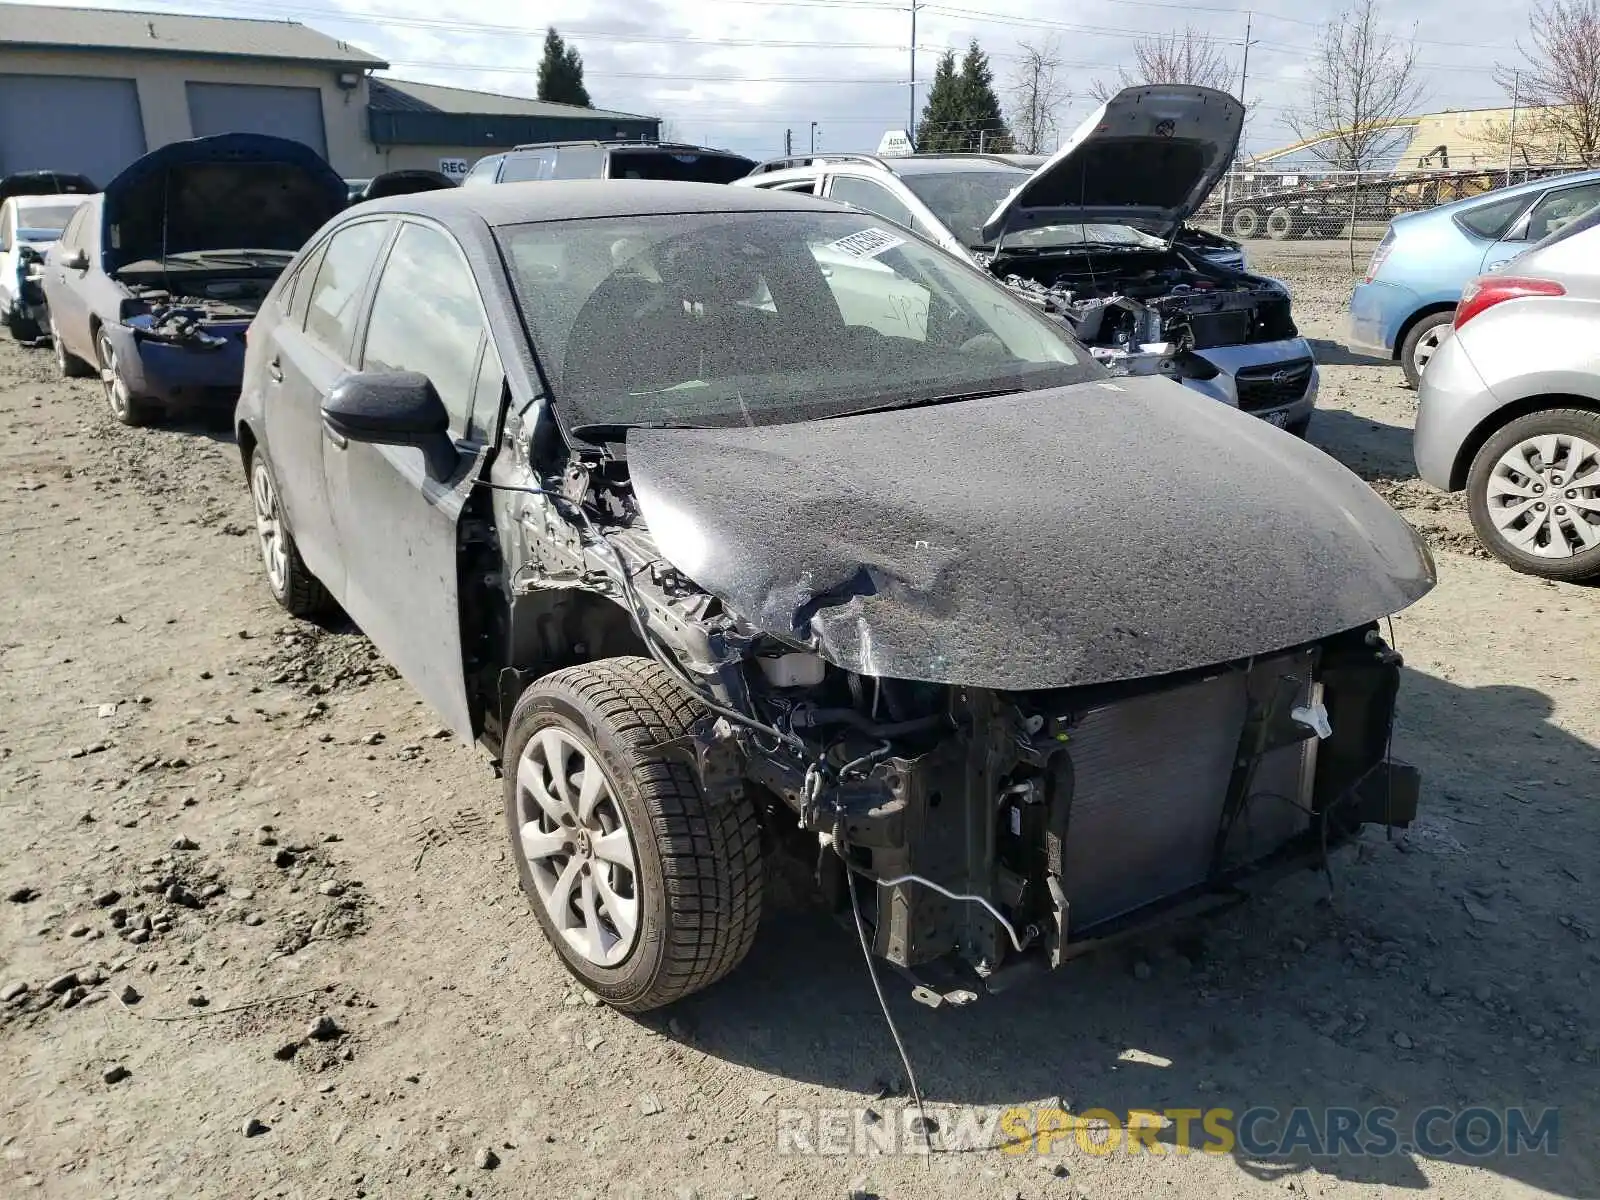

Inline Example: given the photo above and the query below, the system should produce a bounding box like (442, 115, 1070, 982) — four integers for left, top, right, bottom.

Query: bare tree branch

(1091, 26, 1235, 102)
(1495, 0, 1600, 166)
(1286, 0, 1427, 170)
(1007, 37, 1070, 154)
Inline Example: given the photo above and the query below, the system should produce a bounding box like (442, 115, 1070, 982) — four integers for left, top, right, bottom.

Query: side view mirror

(59, 247, 89, 271)
(321, 371, 459, 479)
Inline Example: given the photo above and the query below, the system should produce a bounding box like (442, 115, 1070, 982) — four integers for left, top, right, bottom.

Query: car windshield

(499, 209, 1101, 432)
(898, 169, 1167, 251)
(17, 203, 79, 240)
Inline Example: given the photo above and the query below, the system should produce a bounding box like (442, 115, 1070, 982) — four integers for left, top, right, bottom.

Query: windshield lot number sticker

(829, 228, 906, 260)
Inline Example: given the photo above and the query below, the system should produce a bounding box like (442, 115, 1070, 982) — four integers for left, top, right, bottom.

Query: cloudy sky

(35, 0, 1528, 160)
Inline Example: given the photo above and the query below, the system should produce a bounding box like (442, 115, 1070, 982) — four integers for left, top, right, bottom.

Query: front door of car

(47, 202, 94, 354)
(322, 219, 497, 741)
(266, 218, 393, 595)
(1482, 180, 1600, 272)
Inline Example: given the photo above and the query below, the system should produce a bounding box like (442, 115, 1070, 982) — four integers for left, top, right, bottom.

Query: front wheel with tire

(249, 447, 333, 616)
(96, 328, 156, 425)
(6, 305, 38, 342)
(51, 319, 93, 378)
(504, 657, 763, 1011)
(1465, 408, 1600, 581)
(1400, 311, 1454, 389)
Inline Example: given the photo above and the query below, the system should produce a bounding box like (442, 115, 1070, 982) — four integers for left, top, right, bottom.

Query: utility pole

(909, 0, 919, 144)
(1506, 70, 1521, 185)
(1220, 10, 1254, 235)
(810, 121, 820, 153)
(785, 127, 792, 156)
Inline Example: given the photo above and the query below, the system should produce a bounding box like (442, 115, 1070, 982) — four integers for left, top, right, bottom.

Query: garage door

(0, 75, 146, 185)
(186, 83, 328, 158)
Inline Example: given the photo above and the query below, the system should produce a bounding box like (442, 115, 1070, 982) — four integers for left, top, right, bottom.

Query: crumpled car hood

(627, 376, 1435, 690)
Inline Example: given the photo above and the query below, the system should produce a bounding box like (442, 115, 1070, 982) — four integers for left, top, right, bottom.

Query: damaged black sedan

(236, 181, 1435, 1012)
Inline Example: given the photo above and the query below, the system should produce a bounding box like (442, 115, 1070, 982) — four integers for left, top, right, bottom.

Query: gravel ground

(0, 242, 1595, 1199)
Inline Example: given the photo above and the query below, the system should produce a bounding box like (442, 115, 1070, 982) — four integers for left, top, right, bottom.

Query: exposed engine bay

(991, 249, 1298, 380)
(473, 383, 1432, 1004)
(116, 273, 272, 347)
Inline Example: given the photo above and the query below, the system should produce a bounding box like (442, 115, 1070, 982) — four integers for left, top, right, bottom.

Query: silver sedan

(1414, 208, 1600, 580)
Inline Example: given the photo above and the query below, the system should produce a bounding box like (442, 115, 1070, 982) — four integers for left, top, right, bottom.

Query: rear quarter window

(1454, 192, 1532, 241)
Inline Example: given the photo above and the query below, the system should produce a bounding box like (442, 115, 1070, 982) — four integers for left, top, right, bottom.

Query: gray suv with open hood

(740, 86, 1319, 435)
(235, 180, 1431, 1012)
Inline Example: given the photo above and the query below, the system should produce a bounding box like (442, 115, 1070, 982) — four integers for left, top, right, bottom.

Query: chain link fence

(1189, 163, 1593, 266)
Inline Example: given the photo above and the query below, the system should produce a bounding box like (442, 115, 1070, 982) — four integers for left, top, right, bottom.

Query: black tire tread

(250, 448, 334, 617)
(515, 657, 762, 1010)
(1465, 407, 1600, 582)
(1400, 311, 1453, 389)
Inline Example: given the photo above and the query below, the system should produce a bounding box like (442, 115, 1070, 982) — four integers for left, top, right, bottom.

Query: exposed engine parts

(121, 279, 272, 347)
(998, 252, 1298, 379)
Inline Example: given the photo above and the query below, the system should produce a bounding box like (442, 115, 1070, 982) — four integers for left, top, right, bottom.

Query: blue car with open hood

(41, 132, 347, 425)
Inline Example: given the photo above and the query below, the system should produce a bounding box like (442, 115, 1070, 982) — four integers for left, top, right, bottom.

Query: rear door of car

(266, 217, 394, 596)
(322, 216, 499, 740)
(0, 202, 16, 311)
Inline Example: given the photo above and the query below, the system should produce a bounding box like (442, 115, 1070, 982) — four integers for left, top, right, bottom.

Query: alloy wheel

(1484, 433, 1600, 559)
(1411, 325, 1446, 378)
(250, 460, 289, 594)
(515, 726, 640, 967)
(97, 331, 129, 420)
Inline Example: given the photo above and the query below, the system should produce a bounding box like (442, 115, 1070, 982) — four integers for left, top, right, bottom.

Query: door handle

(267, 356, 283, 383)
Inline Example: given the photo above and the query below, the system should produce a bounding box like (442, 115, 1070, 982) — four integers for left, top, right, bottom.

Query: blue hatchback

(1348, 169, 1600, 387)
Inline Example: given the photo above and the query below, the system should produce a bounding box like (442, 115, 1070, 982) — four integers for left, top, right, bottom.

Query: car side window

(472, 339, 505, 434)
(551, 146, 605, 179)
(303, 221, 389, 359)
(500, 150, 556, 183)
(461, 155, 501, 187)
(766, 179, 819, 195)
(58, 205, 86, 253)
(1455, 192, 1531, 241)
(361, 222, 489, 436)
(1520, 182, 1600, 242)
(0, 203, 12, 252)
(827, 176, 915, 231)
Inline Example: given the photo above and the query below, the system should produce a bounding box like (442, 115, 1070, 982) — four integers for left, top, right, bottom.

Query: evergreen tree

(956, 40, 1014, 152)
(916, 51, 964, 151)
(537, 27, 593, 107)
(915, 42, 1015, 152)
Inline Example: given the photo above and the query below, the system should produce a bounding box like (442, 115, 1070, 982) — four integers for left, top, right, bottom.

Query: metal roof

(0, 3, 386, 68)
(369, 78, 652, 123)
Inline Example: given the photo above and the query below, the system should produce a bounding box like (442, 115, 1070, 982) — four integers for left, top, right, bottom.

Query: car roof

(509, 140, 747, 155)
(347, 178, 845, 228)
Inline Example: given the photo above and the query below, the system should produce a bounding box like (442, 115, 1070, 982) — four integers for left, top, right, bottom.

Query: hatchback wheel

(504, 657, 763, 1011)
(51, 319, 93, 379)
(1466, 409, 1600, 581)
(249, 447, 333, 616)
(1400, 312, 1453, 389)
(96, 328, 154, 426)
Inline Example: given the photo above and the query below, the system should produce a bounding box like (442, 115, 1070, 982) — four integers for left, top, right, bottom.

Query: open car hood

(628, 377, 1434, 691)
(101, 133, 346, 274)
(981, 85, 1244, 245)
